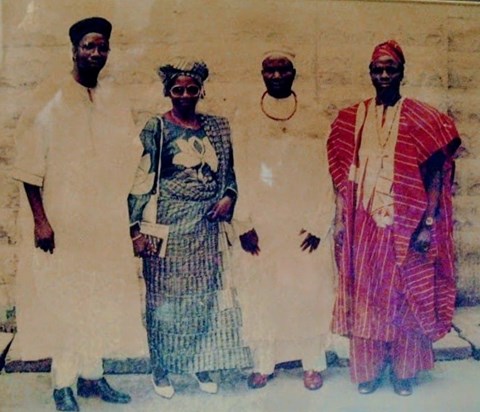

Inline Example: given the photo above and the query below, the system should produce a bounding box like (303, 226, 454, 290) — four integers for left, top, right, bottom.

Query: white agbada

(232, 94, 336, 373)
(13, 74, 148, 361)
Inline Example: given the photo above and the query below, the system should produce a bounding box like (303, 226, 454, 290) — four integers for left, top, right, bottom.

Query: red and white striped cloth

(327, 98, 460, 381)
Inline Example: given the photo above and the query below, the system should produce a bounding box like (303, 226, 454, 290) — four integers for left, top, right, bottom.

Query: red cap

(371, 40, 405, 65)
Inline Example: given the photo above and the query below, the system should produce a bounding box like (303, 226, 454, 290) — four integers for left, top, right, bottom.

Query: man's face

(369, 55, 403, 94)
(73, 32, 109, 73)
(262, 57, 296, 98)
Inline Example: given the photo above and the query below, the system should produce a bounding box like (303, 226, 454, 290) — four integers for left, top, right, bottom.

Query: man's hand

(206, 196, 234, 221)
(300, 229, 320, 253)
(239, 228, 260, 255)
(24, 182, 55, 253)
(412, 227, 432, 254)
(34, 220, 55, 253)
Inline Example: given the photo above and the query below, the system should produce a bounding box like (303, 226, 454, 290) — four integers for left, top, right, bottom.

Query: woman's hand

(132, 233, 157, 257)
(299, 229, 320, 253)
(239, 228, 260, 255)
(207, 196, 234, 221)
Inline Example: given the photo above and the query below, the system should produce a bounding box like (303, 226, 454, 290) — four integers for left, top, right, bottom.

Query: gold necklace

(260, 91, 298, 121)
(374, 102, 401, 150)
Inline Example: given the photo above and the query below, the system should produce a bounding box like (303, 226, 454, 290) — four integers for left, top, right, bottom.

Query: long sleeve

(230, 134, 254, 235)
(303, 137, 336, 239)
(128, 117, 161, 226)
(224, 142, 238, 198)
(12, 91, 51, 187)
(222, 120, 239, 224)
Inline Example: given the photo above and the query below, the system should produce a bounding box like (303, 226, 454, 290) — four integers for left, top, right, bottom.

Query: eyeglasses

(370, 66, 401, 75)
(169, 85, 201, 98)
(79, 43, 110, 54)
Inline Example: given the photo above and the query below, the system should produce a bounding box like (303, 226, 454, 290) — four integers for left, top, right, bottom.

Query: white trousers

(252, 335, 330, 375)
(51, 353, 103, 389)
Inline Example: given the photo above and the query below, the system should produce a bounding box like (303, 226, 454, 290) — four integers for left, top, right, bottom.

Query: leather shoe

(53, 387, 79, 411)
(247, 372, 274, 389)
(303, 370, 323, 390)
(358, 378, 381, 394)
(392, 377, 413, 396)
(77, 377, 131, 404)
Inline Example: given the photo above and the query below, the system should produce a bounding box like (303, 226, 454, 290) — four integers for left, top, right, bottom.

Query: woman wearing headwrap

(128, 59, 251, 398)
(327, 40, 460, 396)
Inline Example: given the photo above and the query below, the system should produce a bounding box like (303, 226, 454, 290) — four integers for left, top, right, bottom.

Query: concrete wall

(1, 0, 480, 326)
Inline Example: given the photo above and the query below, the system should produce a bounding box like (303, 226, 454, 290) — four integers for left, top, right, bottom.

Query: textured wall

(1, 0, 480, 326)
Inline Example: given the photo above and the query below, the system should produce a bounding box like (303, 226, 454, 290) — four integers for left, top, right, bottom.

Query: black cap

(69, 17, 112, 46)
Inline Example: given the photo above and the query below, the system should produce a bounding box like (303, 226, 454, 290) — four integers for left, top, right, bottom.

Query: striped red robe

(328, 98, 460, 343)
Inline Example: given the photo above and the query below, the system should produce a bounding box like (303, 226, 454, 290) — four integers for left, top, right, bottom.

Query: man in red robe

(327, 40, 460, 396)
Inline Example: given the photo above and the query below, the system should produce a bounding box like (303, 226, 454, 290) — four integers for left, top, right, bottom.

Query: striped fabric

(350, 333, 433, 383)
(142, 116, 251, 379)
(144, 208, 252, 375)
(327, 98, 460, 362)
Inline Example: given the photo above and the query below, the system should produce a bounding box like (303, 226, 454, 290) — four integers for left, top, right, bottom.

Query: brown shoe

(247, 372, 273, 389)
(303, 370, 323, 390)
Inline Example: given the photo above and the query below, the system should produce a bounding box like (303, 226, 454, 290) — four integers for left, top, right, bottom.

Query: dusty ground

(2, 307, 480, 411)
(1, 359, 480, 412)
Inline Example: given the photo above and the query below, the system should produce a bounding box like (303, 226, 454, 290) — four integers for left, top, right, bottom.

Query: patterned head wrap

(157, 58, 209, 96)
(371, 40, 405, 65)
(69, 17, 112, 46)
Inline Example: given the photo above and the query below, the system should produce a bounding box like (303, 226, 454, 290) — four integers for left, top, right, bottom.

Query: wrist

(33, 215, 49, 226)
(224, 188, 237, 202)
(130, 222, 141, 238)
(131, 233, 143, 241)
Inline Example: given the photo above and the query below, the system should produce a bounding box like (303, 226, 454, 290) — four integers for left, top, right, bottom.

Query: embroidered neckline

(373, 101, 401, 150)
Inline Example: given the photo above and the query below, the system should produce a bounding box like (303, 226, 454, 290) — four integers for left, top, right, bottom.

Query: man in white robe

(12, 17, 147, 411)
(233, 50, 336, 391)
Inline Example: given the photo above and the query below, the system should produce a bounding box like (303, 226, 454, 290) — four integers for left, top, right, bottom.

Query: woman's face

(168, 75, 202, 112)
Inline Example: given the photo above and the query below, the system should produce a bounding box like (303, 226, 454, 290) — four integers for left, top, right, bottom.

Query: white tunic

(13, 75, 148, 361)
(232, 95, 336, 370)
(353, 98, 403, 228)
